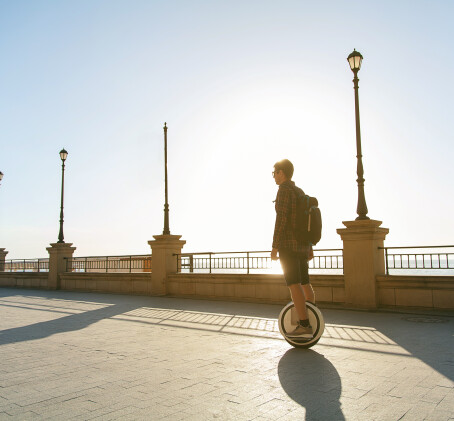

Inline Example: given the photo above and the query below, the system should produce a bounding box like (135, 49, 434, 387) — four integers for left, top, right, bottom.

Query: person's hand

(308, 246, 314, 261)
(271, 248, 278, 261)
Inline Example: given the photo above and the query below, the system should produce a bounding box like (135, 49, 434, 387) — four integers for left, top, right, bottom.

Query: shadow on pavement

(1, 289, 453, 386)
(0, 301, 140, 345)
(278, 348, 344, 421)
(372, 315, 454, 382)
(321, 308, 454, 383)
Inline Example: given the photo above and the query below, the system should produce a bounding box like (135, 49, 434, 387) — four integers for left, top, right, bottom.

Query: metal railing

(3, 259, 49, 272)
(309, 249, 343, 271)
(176, 249, 343, 274)
(380, 246, 454, 275)
(7, 246, 451, 277)
(65, 255, 152, 273)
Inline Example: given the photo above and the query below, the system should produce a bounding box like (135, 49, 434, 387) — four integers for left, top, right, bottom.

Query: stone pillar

(337, 220, 389, 308)
(0, 248, 8, 271)
(47, 243, 76, 289)
(148, 235, 186, 295)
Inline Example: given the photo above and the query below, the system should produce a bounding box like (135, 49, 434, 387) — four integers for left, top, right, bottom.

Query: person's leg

(302, 284, 315, 304)
(299, 255, 315, 303)
(280, 250, 311, 335)
(288, 283, 308, 320)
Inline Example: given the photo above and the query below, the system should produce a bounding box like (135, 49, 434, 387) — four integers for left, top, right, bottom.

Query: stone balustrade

(1, 220, 453, 310)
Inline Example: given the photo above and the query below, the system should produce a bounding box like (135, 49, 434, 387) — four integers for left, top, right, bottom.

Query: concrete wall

(166, 273, 345, 305)
(2, 271, 453, 310)
(0, 273, 48, 289)
(377, 275, 454, 309)
(0, 272, 154, 295)
(60, 272, 154, 295)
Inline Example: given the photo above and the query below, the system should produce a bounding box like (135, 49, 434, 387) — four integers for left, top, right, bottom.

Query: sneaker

(287, 324, 313, 338)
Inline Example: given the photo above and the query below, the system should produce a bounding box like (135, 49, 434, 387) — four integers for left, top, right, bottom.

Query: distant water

(63, 266, 454, 276)
(386, 268, 454, 277)
(180, 252, 453, 276)
(180, 268, 454, 276)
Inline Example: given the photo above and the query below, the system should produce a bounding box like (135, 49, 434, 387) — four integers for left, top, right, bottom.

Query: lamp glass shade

(0, 171, 3, 181)
(59, 149, 68, 161)
(347, 49, 363, 71)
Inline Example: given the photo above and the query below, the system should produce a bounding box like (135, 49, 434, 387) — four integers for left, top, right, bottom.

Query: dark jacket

(272, 180, 310, 256)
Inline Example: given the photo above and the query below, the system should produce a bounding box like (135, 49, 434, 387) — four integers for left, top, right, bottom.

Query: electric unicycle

(278, 301, 325, 348)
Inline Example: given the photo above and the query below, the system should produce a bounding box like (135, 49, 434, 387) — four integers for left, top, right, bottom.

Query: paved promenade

(0, 288, 453, 420)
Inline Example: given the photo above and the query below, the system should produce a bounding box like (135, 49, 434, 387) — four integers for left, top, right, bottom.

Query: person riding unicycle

(271, 159, 315, 338)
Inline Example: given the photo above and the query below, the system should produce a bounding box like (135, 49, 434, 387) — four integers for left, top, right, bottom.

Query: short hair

(274, 159, 294, 179)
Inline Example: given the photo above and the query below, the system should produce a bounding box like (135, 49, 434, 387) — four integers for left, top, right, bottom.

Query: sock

(299, 319, 310, 327)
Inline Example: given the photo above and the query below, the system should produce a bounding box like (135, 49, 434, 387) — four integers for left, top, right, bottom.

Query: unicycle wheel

(278, 301, 325, 349)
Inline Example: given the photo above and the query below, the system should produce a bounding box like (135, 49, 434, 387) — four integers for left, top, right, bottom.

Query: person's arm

(308, 245, 314, 261)
(272, 187, 290, 255)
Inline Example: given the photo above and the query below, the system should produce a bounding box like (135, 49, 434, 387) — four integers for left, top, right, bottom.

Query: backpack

(293, 188, 322, 246)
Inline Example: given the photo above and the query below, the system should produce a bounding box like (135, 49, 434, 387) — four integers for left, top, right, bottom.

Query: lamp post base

(46, 242, 76, 290)
(148, 235, 186, 295)
(337, 220, 389, 308)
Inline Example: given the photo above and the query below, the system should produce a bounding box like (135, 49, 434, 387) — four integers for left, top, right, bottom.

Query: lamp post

(163, 123, 170, 235)
(347, 49, 369, 220)
(57, 149, 68, 243)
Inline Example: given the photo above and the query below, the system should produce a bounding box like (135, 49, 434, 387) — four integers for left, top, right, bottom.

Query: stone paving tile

(438, 389, 454, 413)
(0, 288, 453, 420)
(422, 385, 452, 404)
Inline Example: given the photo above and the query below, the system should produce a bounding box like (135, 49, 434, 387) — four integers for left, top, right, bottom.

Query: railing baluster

(385, 248, 389, 275)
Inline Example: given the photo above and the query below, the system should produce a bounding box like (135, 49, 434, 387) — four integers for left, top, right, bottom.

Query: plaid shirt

(272, 180, 311, 255)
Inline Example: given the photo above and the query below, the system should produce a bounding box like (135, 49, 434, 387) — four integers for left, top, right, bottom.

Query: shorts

(279, 249, 310, 286)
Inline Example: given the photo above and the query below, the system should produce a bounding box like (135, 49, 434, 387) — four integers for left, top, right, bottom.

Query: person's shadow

(278, 348, 345, 421)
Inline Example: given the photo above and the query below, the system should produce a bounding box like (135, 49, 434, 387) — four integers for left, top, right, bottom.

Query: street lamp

(347, 49, 369, 220)
(163, 123, 170, 235)
(57, 148, 68, 243)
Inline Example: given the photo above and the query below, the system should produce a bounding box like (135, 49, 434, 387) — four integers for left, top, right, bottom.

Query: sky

(1, 0, 453, 260)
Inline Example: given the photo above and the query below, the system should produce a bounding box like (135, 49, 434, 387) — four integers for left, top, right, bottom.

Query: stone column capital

(337, 219, 389, 241)
(46, 243, 76, 254)
(148, 235, 186, 250)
